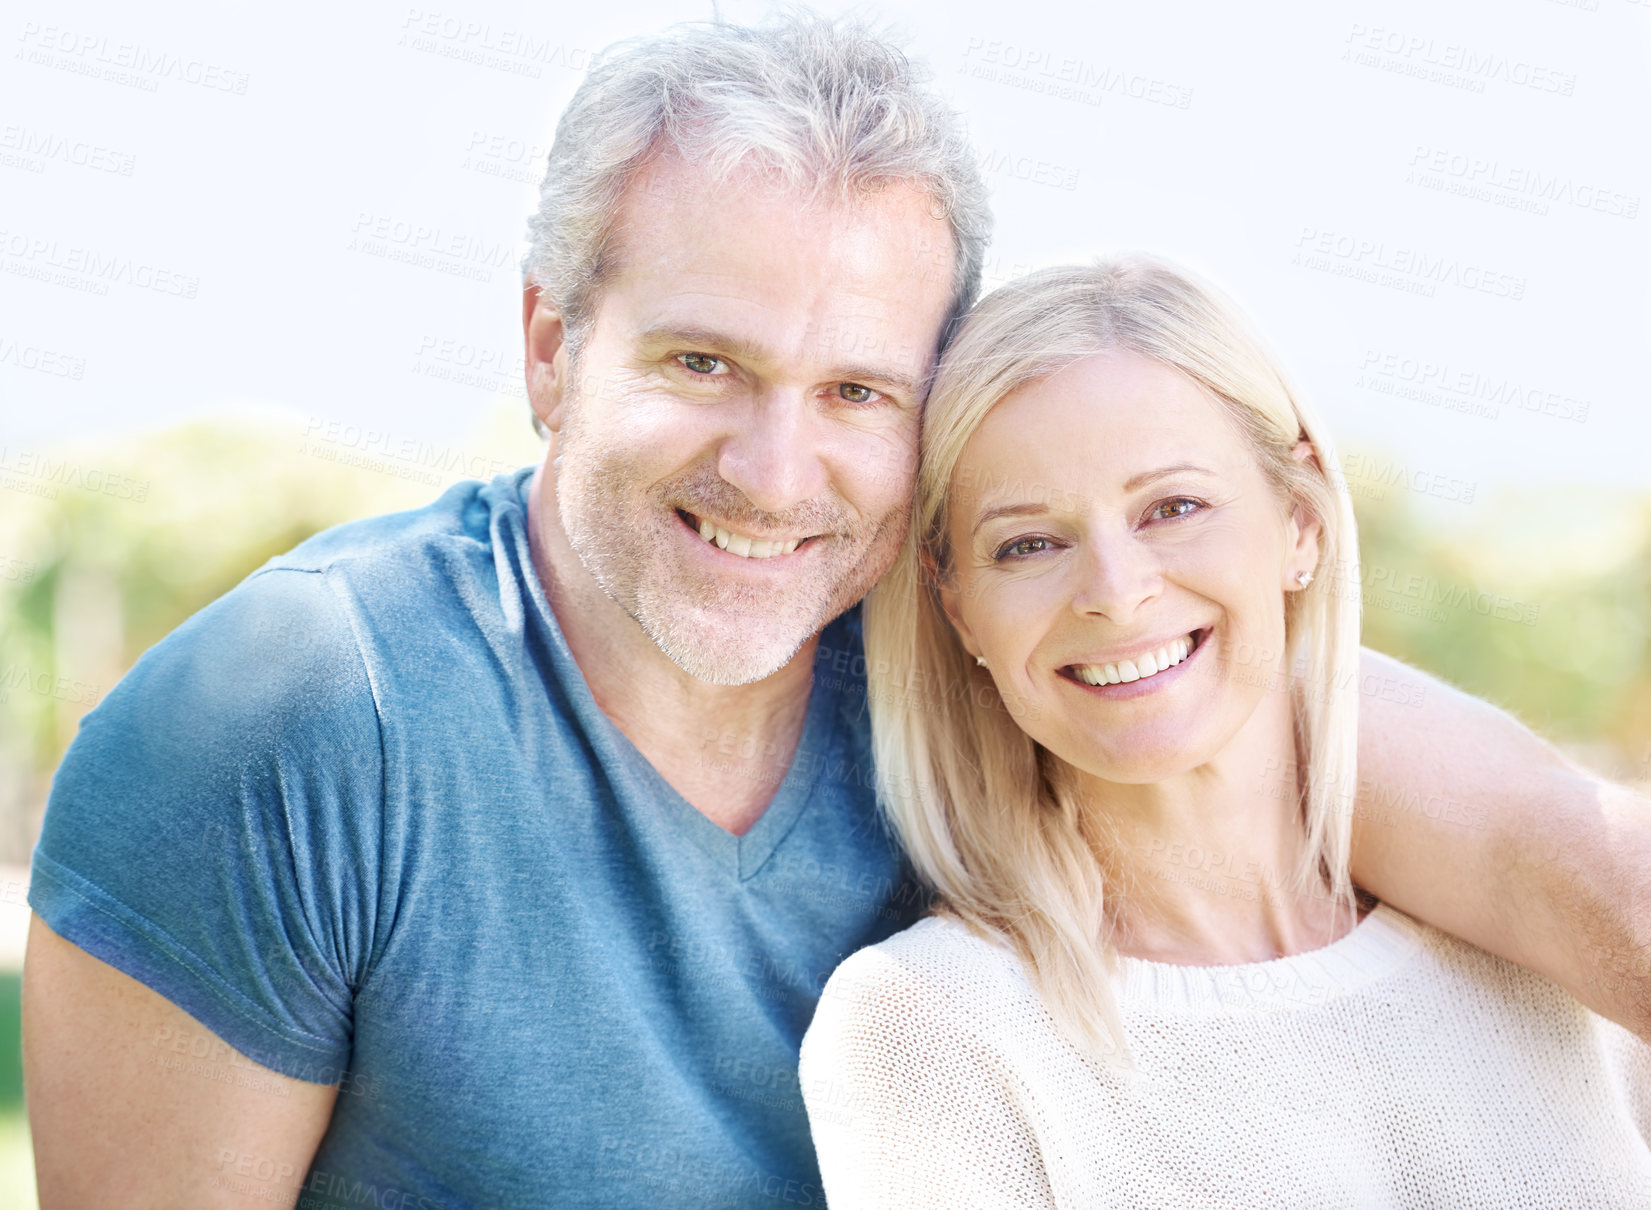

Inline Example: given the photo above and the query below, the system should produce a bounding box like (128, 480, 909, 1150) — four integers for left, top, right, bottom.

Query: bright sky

(4, 0, 1648, 495)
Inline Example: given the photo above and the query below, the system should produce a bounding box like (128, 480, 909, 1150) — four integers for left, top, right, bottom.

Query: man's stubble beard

(553, 382, 909, 687)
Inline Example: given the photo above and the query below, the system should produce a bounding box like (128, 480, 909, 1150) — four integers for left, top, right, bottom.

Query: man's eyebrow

(636, 324, 772, 365)
(830, 362, 922, 400)
(636, 324, 923, 400)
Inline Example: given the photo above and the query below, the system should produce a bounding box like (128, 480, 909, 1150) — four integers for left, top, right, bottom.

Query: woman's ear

(1290, 437, 1322, 475)
(922, 547, 982, 663)
(1285, 438, 1324, 591)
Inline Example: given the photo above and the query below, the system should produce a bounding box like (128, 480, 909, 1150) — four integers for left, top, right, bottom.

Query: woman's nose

(1069, 529, 1163, 623)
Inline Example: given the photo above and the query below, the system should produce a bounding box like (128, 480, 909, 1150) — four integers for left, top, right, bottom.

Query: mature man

(22, 13, 1649, 1210)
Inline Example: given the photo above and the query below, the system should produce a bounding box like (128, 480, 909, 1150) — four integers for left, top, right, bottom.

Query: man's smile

(675, 508, 819, 559)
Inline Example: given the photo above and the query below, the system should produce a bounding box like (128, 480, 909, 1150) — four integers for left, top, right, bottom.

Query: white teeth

(690, 514, 803, 560)
(1071, 634, 1196, 688)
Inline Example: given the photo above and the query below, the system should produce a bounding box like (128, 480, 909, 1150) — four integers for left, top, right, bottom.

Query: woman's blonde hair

(863, 254, 1362, 1059)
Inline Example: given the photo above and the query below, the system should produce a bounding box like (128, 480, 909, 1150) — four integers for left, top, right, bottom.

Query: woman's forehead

(951, 354, 1250, 500)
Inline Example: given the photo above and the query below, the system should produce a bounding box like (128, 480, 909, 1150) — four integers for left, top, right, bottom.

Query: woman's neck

(1083, 693, 1362, 966)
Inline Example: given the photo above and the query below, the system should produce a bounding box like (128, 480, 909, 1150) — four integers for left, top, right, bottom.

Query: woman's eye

(995, 536, 1053, 561)
(1152, 498, 1203, 521)
(837, 382, 880, 404)
(678, 353, 725, 375)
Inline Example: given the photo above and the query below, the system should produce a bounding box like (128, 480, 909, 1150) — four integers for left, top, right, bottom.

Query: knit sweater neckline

(1109, 901, 1423, 1013)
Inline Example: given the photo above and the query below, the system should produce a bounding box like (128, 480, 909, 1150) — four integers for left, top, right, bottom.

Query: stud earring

(1296, 570, 1314, 589)
(976, 656, 988, 667)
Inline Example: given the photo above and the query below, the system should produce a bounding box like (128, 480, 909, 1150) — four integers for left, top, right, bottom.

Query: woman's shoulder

(806, 915, 1034, 1053)
(826, 915, 1027, 1000)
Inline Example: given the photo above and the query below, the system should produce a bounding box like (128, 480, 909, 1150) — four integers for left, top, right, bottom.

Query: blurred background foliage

(0, 403, 1647, 1204)
(1353, 483, 1651, 777)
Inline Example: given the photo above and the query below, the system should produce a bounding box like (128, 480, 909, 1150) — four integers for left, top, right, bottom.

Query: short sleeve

(28, 565, 383, 1084)
(799, 944, 1058, 1210)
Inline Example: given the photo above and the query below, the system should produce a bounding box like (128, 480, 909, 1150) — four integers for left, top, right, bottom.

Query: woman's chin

(1043, 724, 1227, 787)
(1067, 750, 1213, 788)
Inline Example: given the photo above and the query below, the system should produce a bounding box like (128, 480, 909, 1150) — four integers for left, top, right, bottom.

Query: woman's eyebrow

(970, 501, 1051, 537)
(1122, 462, 1216, 492)
(969, 463, 1218, 536)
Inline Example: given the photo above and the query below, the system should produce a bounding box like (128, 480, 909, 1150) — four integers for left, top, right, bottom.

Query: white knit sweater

(800, 904, 1651, 1208)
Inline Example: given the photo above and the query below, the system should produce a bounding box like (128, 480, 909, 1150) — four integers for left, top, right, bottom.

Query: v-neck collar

(500, 467, 844, 881)
(599, 658, 841, 880)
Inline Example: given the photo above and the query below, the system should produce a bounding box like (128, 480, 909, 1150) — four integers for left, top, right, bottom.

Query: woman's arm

(1351, 647, 1651, 1041)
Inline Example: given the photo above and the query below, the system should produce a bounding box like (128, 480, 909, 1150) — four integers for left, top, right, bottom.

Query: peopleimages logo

(0, 229, 200, 299)
(16, 22, 251, 93)
(1356, 349, 1590, 425)
(0, 446, 148, 502)
(396, 10, 590, 79)
(1342, 24, 1576, 96)
(1293, 227, 1526, 301)
(1331, 453, 1476, 505)
(960, 37, 1194, 110)
(0, 337, 86, 379)
(0, 125, 135, 175)
(1407, 146, 1638, 220)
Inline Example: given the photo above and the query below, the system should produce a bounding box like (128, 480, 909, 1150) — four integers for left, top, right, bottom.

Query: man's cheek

(856, 425, 920, 506)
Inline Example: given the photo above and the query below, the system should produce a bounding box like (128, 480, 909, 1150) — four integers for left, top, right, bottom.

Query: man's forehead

(605, 153, 955, 315)
(596, 155, 955, 382)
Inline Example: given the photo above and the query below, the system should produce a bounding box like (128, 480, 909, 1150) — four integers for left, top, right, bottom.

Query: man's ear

(922, 547, 982, 663)
(523, 285, 571, 435)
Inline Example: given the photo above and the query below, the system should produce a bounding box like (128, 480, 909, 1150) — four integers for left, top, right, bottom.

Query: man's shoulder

(269, 467, 530, 582)
(76, 469, 542, 744)
(203, 466, 537, 673)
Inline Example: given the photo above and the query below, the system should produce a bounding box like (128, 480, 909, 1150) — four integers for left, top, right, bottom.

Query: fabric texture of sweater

(801, 903, 1651, 1208)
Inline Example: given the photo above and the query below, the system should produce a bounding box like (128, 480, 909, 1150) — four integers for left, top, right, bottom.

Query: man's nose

(1070, 527, 1163, 623)
(716, 390, 830, 515)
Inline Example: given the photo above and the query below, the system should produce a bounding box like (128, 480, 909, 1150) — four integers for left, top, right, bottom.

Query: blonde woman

(798, 257, 1651, 1207)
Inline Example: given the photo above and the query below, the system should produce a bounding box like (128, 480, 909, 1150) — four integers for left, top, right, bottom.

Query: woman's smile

(1057, 626, 1212, 699)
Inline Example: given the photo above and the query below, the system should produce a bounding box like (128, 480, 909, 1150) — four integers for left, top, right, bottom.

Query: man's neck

(525, 462, 818, 836)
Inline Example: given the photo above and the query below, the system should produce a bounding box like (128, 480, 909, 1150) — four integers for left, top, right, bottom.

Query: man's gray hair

(522, 10, 991, 351)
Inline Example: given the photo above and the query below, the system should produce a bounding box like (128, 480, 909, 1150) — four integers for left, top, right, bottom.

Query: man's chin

(654, 634, 807, 686)
(642, 608, 823, 687)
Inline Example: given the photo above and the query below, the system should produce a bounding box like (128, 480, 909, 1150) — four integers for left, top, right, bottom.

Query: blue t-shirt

(29, 466, 926, 1209)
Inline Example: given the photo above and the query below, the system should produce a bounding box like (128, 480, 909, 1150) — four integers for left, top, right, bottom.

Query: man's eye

(1152, 498, 1203, 521)
(994, 536, 1053, 561)
(679, 353, 726, 375)
(837, 383, 880, 404)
